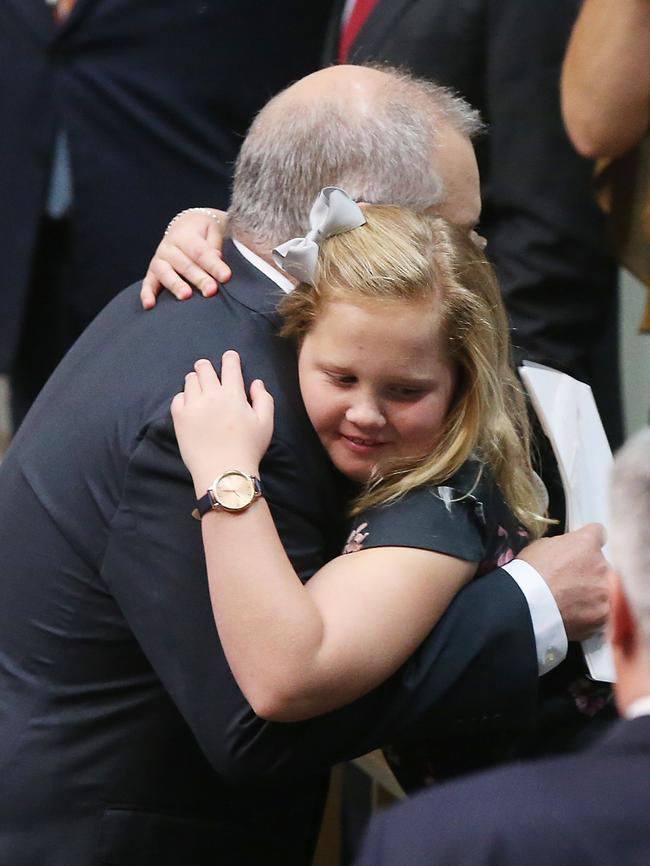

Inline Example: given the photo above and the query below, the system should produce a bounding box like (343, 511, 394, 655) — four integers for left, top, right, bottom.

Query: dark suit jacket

(0, 0, 331, 371)
(0, 243, 537, 865)
(324, 0, 622, 444)
(357, 714, 650, 865)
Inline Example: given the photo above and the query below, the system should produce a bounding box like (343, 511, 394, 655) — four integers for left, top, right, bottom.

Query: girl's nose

(344, 399, 386, 429)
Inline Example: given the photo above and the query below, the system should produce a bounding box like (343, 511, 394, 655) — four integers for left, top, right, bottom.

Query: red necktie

(338, 0, 379, 63)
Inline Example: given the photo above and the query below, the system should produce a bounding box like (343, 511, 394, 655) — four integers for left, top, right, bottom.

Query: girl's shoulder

(343, 458, 503, 561)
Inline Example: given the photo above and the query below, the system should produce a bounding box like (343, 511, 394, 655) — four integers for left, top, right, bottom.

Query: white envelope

(519, 362, 615, 683)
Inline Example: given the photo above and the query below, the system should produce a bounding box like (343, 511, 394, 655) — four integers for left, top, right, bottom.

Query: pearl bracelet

(164, 207, 222, 237)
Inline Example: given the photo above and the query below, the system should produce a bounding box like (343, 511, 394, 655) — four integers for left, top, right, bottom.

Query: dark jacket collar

(221, 239, 287, 321)
(592, 714, 650, 756)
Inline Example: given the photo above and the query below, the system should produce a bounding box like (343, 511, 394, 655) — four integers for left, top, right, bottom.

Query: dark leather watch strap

(192, 491, 215, 520)
(191, 475, 263, 520)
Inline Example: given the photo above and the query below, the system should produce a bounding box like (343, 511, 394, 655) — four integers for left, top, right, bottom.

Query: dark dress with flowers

(343, 459, 525, 572)
(343, 459, 615, 790)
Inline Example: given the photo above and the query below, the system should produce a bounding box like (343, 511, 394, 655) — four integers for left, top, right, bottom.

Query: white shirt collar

(232, 239, 294, 294)
(625, 695, 650, 720)
(341, 0, 357, 25)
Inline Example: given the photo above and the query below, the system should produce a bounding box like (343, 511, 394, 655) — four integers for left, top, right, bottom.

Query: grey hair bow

(272, 187, 366, 285)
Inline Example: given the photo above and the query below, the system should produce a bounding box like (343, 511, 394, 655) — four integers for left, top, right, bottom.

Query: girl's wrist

(192, 461, 261, 497)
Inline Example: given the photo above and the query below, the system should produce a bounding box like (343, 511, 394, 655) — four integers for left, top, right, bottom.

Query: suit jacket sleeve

(101, 415, 537, 785)
(480, 0, 617, 378)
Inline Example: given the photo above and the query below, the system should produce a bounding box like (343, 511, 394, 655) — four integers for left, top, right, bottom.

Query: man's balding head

(282, 63, 386, 110)
(228, 65, 482, 250)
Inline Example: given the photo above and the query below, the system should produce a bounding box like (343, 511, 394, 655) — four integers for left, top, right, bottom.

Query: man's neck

(232, 231, 274, 267)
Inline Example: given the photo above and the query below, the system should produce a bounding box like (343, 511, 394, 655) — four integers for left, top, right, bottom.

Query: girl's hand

(141, 208, 231, 309)
(171, 352, 274, 491)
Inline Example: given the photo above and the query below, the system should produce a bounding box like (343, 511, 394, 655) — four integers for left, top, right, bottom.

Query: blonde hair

(281, 205, 548, 537)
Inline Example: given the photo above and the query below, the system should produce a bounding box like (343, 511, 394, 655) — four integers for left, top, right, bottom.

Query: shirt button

(545, 648, 557, 666)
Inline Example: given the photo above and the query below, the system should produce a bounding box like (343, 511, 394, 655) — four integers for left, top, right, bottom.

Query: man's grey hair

(228, 65, 482, 249)
(609, 427, 650, 650)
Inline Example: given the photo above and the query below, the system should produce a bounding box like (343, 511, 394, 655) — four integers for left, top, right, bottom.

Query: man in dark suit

(1, 0, 331, 427)
(0, 65, 607, 866)
(357, 426, 650, 866)
(324, 0, 622, 450)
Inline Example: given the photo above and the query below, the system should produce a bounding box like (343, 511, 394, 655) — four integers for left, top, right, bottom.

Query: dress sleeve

(343, 464, 490, 563)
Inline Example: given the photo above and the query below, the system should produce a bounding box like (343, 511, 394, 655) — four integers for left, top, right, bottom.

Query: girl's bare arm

(172, 354, 475, 722)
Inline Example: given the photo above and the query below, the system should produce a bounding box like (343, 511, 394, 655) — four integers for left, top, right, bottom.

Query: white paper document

(519, 362, 616, 683)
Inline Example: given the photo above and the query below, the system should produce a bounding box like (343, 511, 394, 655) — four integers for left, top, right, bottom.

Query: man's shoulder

(74, 277, 319, 470)
(15, 275, 295, 469)
(78, 274, 285, 387)
(367, 731, 650, 865)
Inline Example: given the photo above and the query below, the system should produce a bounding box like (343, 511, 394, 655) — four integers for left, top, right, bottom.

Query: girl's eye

(326, 372, 356, 386)
(388, 386, 425, 401)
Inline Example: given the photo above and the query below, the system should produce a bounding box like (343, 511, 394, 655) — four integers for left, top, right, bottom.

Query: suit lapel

(323, 0, 422, 64)
(350, 0, 420, 57)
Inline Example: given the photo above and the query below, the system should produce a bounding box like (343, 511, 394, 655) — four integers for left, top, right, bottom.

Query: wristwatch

(192, 470, 263, 520)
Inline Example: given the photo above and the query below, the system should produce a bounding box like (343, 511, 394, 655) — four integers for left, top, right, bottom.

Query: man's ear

(609, 569, 637, 657)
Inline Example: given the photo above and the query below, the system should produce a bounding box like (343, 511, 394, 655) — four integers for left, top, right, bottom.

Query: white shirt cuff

(502, 559, 568, 676)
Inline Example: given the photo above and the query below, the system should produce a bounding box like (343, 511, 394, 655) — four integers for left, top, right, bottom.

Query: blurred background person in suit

(0, 0, 332, 429)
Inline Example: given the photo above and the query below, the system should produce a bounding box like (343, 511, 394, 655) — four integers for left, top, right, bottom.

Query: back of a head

(228, 65, 481, 249)
(610, 427, 650, 651)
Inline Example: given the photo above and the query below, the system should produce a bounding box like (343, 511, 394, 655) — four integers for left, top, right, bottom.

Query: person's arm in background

(561, 0, 650, 158)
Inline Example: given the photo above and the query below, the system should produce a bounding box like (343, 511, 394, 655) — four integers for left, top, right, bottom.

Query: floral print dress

(343, 459, 525, 574)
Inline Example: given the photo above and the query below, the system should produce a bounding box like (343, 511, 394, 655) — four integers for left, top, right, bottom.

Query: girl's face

(298, 298, 457, 482)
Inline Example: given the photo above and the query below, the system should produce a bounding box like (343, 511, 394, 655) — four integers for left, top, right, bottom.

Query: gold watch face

(212, 471, 256, 512)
